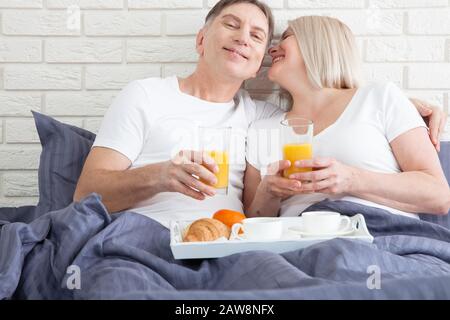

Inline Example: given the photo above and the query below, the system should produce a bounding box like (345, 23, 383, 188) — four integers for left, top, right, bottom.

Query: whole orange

(212, 209, 246, 230)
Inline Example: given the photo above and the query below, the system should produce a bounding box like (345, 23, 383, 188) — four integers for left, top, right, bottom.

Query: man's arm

(74, 147, 218, 213)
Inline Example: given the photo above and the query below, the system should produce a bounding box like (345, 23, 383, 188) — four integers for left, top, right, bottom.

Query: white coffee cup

(301, 211, 351, 234)
(231, 218, 283, 241)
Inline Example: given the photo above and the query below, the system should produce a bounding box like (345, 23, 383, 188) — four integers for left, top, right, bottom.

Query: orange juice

(204, 150, 229, 189)
(283, 143, 313, 178)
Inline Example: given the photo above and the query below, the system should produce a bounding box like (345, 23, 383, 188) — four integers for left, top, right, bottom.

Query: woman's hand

(288, 158, 357, 195)
(258, 160, 303, 200)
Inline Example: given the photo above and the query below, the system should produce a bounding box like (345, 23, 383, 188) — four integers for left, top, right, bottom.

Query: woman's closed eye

(281, 29, 294, 41)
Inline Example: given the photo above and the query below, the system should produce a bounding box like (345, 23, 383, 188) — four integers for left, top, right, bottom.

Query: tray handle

(173, 222, 183, 243)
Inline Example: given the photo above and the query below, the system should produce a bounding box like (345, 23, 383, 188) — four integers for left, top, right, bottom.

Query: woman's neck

(288, 88, 335, 119)
(288, 87, 356, 121)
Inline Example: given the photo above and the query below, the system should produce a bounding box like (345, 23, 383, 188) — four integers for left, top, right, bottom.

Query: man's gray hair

(205, 0, 274, 46)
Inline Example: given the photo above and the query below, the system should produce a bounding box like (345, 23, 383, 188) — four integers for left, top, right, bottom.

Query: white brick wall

(0, 0, 43, 8)
(45, 40, 123, 63)
(0, 40, 42, 63)
(4, 66, 82, 90)
(84, 12, 162, 36)
(0, 0, 449, 206)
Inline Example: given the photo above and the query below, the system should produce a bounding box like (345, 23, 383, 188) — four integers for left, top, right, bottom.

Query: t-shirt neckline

(170, 76, 235, 108)
(281, 87, 362, 139)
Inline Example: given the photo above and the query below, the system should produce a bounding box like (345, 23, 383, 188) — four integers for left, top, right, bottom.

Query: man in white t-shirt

(74, 0, 280, 227)
(74, 0, 446, 228)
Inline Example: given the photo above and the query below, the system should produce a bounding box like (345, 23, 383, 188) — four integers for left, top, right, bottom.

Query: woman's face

(267, 28, 309, 92)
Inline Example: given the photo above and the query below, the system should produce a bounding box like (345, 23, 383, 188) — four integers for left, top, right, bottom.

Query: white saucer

(288, 225, 356, 237)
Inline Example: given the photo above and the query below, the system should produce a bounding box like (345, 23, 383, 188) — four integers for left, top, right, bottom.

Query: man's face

(197, 3, 269, 82)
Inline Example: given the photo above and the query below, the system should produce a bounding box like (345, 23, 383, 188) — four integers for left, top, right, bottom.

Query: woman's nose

(268, 46, 278, 56)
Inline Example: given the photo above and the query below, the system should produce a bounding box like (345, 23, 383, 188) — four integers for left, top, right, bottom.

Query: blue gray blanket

(1, 193, 450, 300)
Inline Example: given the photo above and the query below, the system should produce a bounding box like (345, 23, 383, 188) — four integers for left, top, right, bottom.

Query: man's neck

(178, 68, 243, 103)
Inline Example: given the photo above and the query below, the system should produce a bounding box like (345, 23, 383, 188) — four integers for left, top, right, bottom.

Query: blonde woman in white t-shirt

(244, 16, 450, 219)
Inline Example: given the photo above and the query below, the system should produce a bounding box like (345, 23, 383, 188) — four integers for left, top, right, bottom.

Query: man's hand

(159, 150, 219, 200)
(410, 98, 448, 152)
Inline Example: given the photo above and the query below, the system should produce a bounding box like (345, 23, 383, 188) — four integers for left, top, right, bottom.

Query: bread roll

(184, 218, 230, 242)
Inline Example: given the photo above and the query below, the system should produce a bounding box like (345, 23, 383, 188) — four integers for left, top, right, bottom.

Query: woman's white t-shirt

(92, 76, 281, 228)
(246, 82, 427, 219)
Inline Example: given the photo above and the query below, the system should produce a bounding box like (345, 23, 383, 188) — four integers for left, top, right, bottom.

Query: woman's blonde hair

(288, 15, 362, 89)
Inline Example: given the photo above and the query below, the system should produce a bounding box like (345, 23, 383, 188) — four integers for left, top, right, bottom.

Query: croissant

(184, 218, 231, 242)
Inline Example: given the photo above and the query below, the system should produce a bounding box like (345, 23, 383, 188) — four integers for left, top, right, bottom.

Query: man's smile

(223, 47, 249, 60)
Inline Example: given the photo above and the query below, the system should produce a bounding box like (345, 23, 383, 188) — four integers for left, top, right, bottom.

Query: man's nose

(234, 28, 249, 46)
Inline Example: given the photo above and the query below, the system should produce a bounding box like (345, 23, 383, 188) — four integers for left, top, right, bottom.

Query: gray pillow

(439, 142, 450, 184)
(0, 206, 37, 224)
(1, 112, 96, 222)
(32, 111, 96, 216)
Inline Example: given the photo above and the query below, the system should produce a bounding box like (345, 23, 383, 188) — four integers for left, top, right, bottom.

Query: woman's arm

(352, 127, 450, 214)
(292, 127, 450, 215)
(243, 161, 301, 217)
(243, 163, 262, 213)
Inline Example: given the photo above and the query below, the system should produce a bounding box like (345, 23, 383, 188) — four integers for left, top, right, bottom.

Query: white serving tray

(170, 214, 374, 260)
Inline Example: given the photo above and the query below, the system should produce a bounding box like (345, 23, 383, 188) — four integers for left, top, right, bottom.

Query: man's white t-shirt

(93, 76, 281, 228)
(246, 82, 427, 219)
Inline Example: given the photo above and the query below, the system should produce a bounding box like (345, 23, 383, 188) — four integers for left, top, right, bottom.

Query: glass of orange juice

(280, 117, 313, 178)
(198, 126, 231, 195)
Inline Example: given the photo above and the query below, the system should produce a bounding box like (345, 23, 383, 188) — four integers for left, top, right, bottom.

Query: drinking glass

(280, 118, 313, 178)
(198, 126, 231, 195)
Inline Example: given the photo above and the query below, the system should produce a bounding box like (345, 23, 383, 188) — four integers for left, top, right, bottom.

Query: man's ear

(196, 28, 206, 56)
